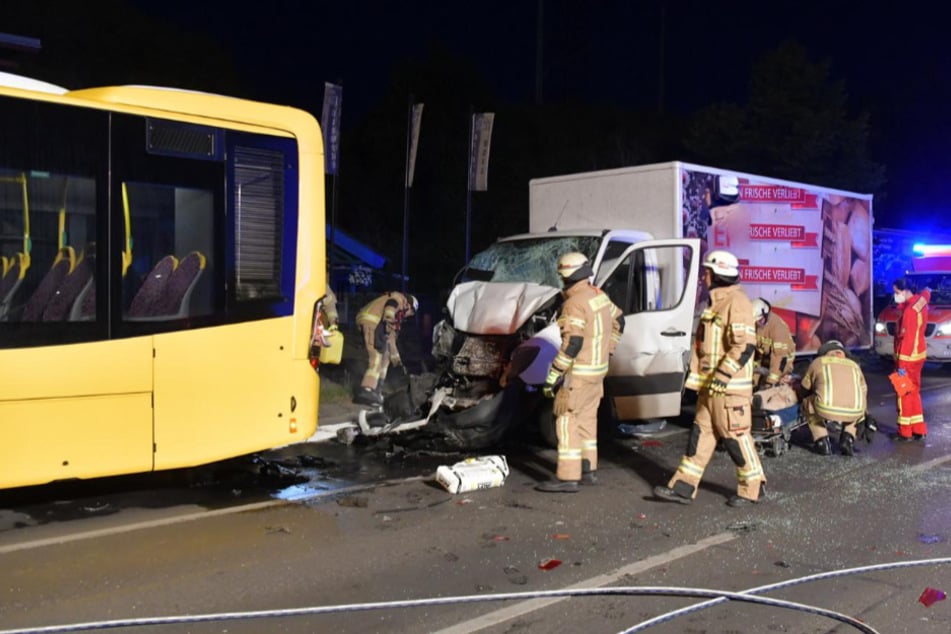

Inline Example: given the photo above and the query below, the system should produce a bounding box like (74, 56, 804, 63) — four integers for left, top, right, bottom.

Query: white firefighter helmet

(752, 298, 770, 321)
(702, 250, 740, 278)
(407, 294, 418, 314)
(557, 252, 591, 280)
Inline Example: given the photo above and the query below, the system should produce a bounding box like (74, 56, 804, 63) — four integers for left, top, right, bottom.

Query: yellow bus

(0, 72, 335, 489)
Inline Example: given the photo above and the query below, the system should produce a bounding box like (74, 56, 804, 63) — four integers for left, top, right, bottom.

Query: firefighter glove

(543, 368, 563, 399)
(553, 388, 569, 416)
(708, 377, 728, 396)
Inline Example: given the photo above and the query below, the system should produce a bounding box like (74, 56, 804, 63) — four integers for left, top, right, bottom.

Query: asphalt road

(2, 357, 951, 633)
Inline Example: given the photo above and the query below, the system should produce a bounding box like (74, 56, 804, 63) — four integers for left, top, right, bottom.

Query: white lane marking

(431, 532, 737, 634)
(909, 453, 951, 474)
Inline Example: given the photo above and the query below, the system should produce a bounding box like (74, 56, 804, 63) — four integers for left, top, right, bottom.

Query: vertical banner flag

(321, 82, 343, 175)
(406, 103, 424, 187)
(468, 112, 495, 191)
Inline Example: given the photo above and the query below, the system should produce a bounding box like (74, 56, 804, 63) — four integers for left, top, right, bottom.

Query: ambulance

(874, 245, 951, 364)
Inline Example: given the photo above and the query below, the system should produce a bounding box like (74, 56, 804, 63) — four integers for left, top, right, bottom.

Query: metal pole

(401, 94, 413, 292)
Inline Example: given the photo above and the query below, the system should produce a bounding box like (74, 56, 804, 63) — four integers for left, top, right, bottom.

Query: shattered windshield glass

(463, 236, 603, 287)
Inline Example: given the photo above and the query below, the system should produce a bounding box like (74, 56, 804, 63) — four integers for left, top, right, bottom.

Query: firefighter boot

(581, 459, 597, 485)
(653, 481, 694, 505)
(354, 387, 383, 406)
(839, 431, 855, 457)
(813, 436, 832, 456)
(535, 479, 580, 493)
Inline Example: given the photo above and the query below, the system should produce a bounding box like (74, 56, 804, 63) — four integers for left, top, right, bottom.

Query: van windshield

(909, 273, 951, 305)
(462, 236, 603, 287)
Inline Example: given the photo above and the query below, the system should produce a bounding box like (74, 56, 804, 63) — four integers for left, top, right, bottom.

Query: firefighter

(320, 286, 339, 330)
(535, 252, 623, 493)
(354, 291, 417, 406)
(798, 340, 868, 456)
(751, 298, 795, 389)
(654, 250, 766, 507)
(891, 277, 929, 441)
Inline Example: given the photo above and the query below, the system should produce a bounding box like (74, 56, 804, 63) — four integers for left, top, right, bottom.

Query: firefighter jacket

(356, 292, 414, 354)
(550, 280, 623, 380)
(895, 290, 929, 363)
(685, 284, 756, 396)
(800, 353, 867, 423)
(320, 287, 339, 329)
(755, 311, 795, 385)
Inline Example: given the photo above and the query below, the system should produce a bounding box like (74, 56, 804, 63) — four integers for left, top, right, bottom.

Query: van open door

(595, 238, 700, 422)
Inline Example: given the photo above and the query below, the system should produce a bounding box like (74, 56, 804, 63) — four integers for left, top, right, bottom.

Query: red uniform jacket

(895, 289, 930, 363)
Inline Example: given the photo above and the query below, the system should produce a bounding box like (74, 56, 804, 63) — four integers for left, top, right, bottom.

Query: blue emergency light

(912, 243, 951, 257)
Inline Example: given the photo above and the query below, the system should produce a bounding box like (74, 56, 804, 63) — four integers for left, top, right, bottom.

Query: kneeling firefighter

(654, 250, 766, 507)
(535, 252, 623, 493)
(798, 339, 868, 456)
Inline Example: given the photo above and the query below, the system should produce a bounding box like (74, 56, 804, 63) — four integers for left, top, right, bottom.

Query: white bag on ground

(436, 455, 509, 494)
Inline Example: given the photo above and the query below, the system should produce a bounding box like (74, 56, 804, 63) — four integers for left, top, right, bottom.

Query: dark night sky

(129, 1, 951, 232)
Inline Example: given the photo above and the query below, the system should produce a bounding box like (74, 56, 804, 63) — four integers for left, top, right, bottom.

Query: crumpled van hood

(447, 281, 560, 335)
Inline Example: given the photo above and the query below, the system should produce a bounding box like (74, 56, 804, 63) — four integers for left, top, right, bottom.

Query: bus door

(110, 113, 224, 470)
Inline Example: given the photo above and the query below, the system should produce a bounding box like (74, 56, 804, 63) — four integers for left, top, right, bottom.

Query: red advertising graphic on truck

(683, 168, 873, 353)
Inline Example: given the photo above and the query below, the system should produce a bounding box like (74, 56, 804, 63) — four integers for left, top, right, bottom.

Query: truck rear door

(595, 238, 700, 422)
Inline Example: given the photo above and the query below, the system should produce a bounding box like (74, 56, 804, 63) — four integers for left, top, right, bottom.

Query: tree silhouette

(683, 40, 885, 196)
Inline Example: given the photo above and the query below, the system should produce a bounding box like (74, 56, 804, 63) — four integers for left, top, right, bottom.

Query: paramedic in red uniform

(891, 277, 929, 441)
(653, 250, 766, 507)
(535, 252, 623, 493)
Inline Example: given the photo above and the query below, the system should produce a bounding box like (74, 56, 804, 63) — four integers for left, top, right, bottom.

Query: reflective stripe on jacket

(801, 354, 867, 423)
(685, 284, 756, 395)
(552, 281, 622, 379)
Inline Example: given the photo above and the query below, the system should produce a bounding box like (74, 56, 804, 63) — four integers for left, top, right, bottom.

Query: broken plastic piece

(550, 533, 571, 540)
(538, 558, 562, 571)
(919, 533, 945, 544)
(919, 587, 946, 607)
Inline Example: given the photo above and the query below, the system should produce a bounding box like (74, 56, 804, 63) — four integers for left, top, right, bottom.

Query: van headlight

(874, 321, 887, 334)
(936, 321, 951, 337)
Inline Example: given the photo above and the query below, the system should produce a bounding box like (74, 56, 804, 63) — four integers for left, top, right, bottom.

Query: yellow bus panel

(152, 318, 319, 470)
(0, 393, 153, 488)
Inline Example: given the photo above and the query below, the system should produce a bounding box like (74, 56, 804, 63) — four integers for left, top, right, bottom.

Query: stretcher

(751, 402, 805, 457)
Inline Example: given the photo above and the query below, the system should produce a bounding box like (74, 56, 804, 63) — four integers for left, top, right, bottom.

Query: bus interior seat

(22, 247, 76, 322)
(72, 276, 95, 321)
(45, 244, 95, 321)
(0, 252, 32, 320)
(154, 250, 205, 317)
(127, 254, 178, 318)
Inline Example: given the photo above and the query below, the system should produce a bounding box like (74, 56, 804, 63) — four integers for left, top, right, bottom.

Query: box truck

(368, 161, 873, 450)
(530, 161, 875, 353)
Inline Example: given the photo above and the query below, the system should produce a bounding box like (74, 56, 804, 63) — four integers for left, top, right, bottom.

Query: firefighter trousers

(896, 359, 926, 437)
(667, 392, 765, 501)
(554, 375, 603, 482)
